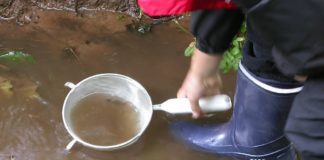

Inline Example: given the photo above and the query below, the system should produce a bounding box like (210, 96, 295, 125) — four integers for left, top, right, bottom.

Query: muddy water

(0, 11, 236, 160)
(71, 93, 140, 146)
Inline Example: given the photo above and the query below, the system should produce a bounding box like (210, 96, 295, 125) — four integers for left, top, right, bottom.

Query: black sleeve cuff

(191, 9, 245, 55)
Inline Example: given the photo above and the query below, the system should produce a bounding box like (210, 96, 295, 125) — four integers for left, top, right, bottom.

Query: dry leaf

(0, 76, 13, 97)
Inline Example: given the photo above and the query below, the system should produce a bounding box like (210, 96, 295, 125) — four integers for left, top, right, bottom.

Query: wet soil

(0, 10, 236, 160)
(0, 0, 138, 24)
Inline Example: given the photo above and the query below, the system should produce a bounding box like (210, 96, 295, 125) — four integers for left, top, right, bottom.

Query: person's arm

(178, 9, 244, 118)
(178, 49, 222, 118)
(191, 9, 245, 54)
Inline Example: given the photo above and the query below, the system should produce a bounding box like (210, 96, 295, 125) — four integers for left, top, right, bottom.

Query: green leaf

(219, 22, 246, 73)
(231, 47, 240, 56)
(240, 23, 247, 33)
(184, 41, 195, 57)
(0, 51, 36, 64)
(233, 39, 240, 47)
(236, 37, 245, 42)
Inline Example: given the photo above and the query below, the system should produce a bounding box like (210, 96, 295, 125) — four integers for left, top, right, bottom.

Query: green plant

(184, 41, 195, 57)
(219, 23, 246, 73)
(0, 51, 36, 64)
(184, 23, 246, 73)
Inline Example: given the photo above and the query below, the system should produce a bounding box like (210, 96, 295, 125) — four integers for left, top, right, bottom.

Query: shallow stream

(0, 11, 236, 160)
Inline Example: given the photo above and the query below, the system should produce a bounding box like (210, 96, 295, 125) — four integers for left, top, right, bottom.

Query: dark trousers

(285, 76, 324, 160)
(242, 40, 324, 159)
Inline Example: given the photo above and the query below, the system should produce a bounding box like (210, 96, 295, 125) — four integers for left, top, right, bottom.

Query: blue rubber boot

(171, 64, 303, 160)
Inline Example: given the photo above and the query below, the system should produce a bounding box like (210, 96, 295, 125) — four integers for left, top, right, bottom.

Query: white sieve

(62, 73, 231, 151)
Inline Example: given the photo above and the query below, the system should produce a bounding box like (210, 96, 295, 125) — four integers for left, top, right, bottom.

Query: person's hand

(177, 48, 222, 119)
(294, 75, 308, 82)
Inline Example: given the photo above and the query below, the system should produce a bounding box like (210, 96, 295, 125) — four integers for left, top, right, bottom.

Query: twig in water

(0, 63, 10, 71)
(172, 19, 191, 35)
(0, 153, 15, 160)
(63, 47, 81, 63)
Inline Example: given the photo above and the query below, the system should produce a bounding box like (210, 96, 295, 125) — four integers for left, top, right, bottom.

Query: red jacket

(137, 0, 237, 16)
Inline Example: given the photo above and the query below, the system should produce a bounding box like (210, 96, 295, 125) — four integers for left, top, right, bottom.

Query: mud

(0, 0, 138, 24)
(0, 10, 236, 160)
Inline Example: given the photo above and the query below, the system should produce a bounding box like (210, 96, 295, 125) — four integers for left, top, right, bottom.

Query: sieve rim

(62, 73, 153, 150)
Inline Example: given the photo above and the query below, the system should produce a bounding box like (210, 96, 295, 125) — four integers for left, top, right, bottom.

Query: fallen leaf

(0, 76, 13, 97)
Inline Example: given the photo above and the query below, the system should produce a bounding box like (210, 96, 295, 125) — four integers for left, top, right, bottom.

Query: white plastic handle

(65, 139, 77, 151)
(64, 82, 76, 89)
(153, 94, 232, 114)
